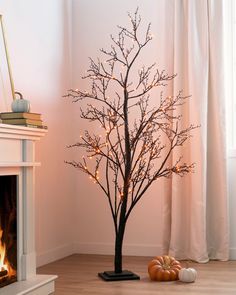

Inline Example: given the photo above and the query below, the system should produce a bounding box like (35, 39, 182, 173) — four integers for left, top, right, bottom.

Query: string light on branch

(172, 163, 195, 176)
(120, 193, 124, 200)
(175, 165, 180, 173)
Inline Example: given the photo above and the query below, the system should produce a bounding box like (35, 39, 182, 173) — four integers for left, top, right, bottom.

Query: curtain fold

(162, 0, 229, 262)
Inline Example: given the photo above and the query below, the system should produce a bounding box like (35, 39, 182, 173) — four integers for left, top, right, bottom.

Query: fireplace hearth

(0, 124, 57, 295)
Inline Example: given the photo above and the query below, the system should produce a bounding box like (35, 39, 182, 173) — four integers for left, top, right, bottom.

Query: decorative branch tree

(65, 9, 197, 281)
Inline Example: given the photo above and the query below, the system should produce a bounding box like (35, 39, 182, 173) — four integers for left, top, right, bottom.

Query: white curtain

(161, 0, 229, 262)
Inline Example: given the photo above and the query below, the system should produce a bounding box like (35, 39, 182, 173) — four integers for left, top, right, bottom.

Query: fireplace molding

(0, 124, 57, 295)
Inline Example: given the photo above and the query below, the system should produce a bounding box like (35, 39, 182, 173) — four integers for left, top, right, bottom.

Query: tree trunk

(114, 220, 126, 273)
(113, 83, 130, 273)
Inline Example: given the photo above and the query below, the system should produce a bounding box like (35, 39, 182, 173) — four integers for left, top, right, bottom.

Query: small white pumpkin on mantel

(178, 266, 197, 283)
(11, 91, 30, 113)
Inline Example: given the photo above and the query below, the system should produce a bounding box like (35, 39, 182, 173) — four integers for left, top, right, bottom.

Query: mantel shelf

(0, 162, 41, 167)
(0, 123, 47, 140)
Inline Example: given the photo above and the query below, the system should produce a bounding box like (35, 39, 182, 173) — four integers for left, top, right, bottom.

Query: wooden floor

(37, 254, 236, 295)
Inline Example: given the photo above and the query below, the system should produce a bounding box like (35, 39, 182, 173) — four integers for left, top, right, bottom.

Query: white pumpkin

(178, 267, 197, 283)
(11, 92, 30, 113)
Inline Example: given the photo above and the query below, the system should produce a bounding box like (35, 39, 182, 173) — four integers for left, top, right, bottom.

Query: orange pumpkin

(148, 255, 182, 281)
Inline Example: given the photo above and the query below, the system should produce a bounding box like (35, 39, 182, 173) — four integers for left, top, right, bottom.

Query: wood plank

(37, 254, 236, 295)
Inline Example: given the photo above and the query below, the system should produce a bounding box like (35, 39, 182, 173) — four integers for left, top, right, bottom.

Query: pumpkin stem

(14, 91, 23, 99)
(186, 260, 191, 269)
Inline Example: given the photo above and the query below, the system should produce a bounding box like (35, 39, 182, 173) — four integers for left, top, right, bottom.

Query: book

(1, 118, 43, 126)
(1, 122, 48, 129)
(0, 112, 41, 120)
(22, 124, 48, 130)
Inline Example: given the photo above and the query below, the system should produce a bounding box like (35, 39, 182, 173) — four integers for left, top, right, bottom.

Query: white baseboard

(37, 243, 236, 267)
(73, 242, 163, 257)
(36, 242, 162, 267)
(36, 243, 75, 267)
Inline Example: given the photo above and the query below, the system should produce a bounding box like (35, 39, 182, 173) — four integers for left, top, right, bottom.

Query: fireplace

(0, 175, 17, 288)
(0, 124, 57, 295)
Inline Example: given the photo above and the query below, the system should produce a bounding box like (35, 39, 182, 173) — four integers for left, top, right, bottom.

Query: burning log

(0, 268, 8, 278)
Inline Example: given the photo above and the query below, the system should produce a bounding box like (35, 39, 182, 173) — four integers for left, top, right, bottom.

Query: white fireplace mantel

(0, 124, 57, 295)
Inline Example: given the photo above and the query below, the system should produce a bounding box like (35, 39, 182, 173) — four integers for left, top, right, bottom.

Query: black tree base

(98, 270, 140, 281)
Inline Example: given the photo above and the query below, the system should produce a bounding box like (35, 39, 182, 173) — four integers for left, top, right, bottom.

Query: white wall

(0, 0, 76, 266)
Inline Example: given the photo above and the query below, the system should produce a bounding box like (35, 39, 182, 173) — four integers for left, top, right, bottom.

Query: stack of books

(0, 112, 47, 129)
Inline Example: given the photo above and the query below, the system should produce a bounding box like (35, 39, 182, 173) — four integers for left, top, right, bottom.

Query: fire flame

(0, 228, 16, 278)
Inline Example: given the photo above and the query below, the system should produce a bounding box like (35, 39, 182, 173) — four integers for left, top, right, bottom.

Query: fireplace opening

(0, 175, 17, 288)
